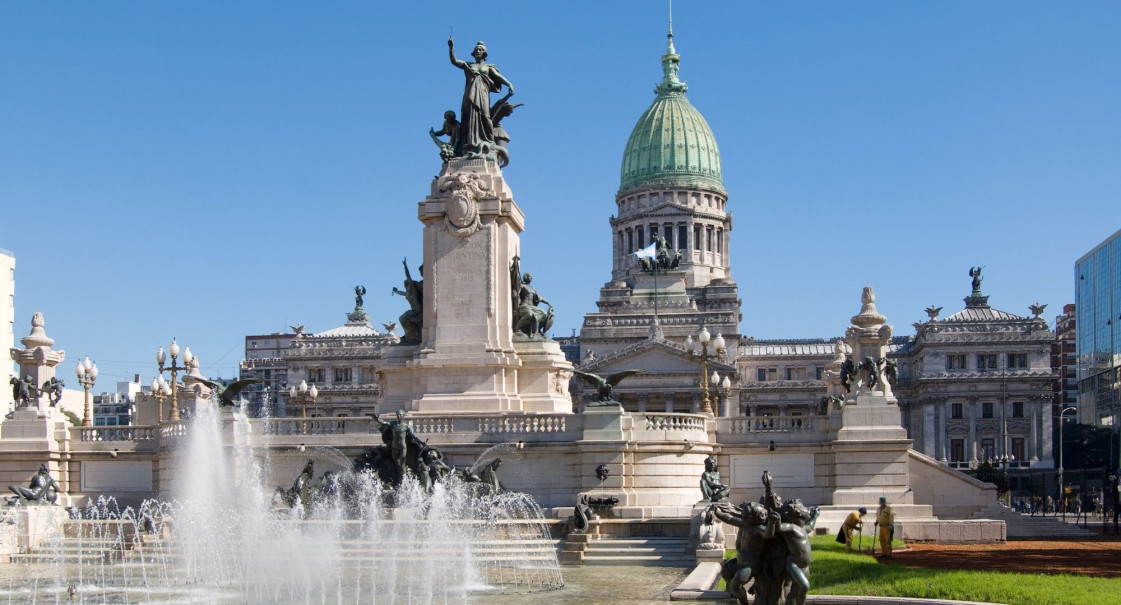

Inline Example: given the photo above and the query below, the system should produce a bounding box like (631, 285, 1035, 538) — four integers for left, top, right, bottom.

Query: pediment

(582, 338, 737, 376)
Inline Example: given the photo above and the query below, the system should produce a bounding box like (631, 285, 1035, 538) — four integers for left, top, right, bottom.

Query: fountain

(2, 397, 563, 603)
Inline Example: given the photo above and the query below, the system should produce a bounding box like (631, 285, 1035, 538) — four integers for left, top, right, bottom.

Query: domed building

(578, 24, 740, 415)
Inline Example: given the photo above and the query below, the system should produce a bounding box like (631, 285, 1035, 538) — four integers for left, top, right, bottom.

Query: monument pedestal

(379, 158, 573, 414)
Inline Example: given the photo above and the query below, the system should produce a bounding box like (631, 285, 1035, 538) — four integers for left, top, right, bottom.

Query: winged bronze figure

(571, 369, 646, 405)
(182, 376, 264, 407)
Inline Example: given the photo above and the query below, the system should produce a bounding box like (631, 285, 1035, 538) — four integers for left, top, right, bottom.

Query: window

(785, 367, 805, 381)
(705, 226, 713, 252)
(618, 231, 624, 253)
(950, 439, 965, 463)
(767, 368, 778, 381)
(1012, 401, 1024, 418)
(717, 229, 723, 255)
(757, 368, 767, 382)
(650, 225, 658, 240)
(637, 226, 644, 249)
(664, 225, 673, 249)
(977, 354, 997, 370)
(1008, 353, 1028, 369)
(951, 403, 963, 419)
(947, 354, 966, 370)
(679, 225, 688, 252)
(982, 401, 994, 418)
(694, 225, 702, 250)
(334, 368, 351, 383)
(308, 369, 325, 383)
(786, 368, 794, 381)
(815, 366, 823, 380)
(626, 229, 633, 254)
(981, 438, 996, 461)
(1011, 438, 1025, 463)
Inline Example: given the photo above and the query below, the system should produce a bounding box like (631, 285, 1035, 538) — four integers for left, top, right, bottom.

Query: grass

(719, 535, 1121, 605)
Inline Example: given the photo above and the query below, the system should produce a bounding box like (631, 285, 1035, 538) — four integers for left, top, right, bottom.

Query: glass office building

(1076, 229, 1121, 425)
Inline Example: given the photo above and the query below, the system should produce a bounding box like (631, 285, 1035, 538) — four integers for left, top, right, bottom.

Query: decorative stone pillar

(637, 392, 648, 414)
(691, 392, 701, 414)
(9, 312, 65, 415)
(665, 392, 675, 413)
(1030, 405, 1040, 463)
(937, 403, 948, 463)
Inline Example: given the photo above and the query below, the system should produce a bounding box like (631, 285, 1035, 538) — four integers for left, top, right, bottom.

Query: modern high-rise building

(1, 248, 14, 414)
(1075, 229, 1121, 427)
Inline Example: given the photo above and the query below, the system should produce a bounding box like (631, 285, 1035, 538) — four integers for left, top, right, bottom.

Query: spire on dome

(655, 0, 687, 96)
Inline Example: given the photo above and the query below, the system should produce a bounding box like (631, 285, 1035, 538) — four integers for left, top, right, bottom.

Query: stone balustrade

(74, 426, 157, 442)
(635, 413, 710, 442)
(717, 415, 828, 443)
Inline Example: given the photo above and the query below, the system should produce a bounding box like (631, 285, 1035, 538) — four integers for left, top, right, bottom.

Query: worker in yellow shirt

(874, 496, 895, 557)
(837, 506, 866, 551)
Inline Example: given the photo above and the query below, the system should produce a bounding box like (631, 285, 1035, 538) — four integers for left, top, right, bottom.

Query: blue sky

(3, 2, 1119, 386)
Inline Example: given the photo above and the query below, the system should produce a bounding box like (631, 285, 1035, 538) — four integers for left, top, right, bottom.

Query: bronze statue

(714, 501, 774, 604)
(6, 464, 61, 506)
(181, 376, 264, 407)
(40, 377, 64, 407)
(392, 259, 423, 345)
(714, 472, 819, 605)
(448, 38, 515, 161)
(640, 234, 682, 272)
(354, 285, 366, 309)
(10, 375, 36, 409)
(275, 459, 314, 513)
(969, 266, 983, 294)
(510, 256, 553, 338)
(700, 456, 731, 502)
(372, 410, 415, 483)
(429, 110, 460, 161)
(480, 458, 503, 493)
(571, 368, 646, 406)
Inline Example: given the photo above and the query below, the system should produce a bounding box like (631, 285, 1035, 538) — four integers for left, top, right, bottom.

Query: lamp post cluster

(289, 379, 318, 434)
(75, 356, 98, 427)
(155, 339, 192, 423)
(685, 326, 725, 415)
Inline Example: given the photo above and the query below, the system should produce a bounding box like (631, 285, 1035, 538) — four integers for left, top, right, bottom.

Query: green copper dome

(619, 31, 724, 195)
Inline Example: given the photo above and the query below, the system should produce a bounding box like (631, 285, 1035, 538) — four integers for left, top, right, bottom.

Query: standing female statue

(448, 38, 514, 157)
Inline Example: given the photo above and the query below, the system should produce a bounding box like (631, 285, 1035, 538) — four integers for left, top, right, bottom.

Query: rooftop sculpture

(436, 38, 519, 166)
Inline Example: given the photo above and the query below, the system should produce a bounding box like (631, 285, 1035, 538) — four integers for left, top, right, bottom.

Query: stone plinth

(379, 157, 573, 414)
(9, 312, 66, 416)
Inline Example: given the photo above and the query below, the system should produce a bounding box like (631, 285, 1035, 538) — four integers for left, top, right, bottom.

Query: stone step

(581, 554, 692, 566)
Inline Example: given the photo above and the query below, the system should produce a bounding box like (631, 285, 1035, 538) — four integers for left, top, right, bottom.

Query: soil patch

(891, 538, 1121, 577)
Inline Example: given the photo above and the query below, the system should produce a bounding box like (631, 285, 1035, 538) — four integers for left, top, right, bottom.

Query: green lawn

(721, 535, 1121, 605)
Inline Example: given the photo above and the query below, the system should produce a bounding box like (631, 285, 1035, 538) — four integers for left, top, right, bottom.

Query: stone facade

(2, 248, 14, 416)
(893, 286, 1056, 471)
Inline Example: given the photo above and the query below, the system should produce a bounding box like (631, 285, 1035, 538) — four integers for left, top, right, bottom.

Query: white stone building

(1, 248, 14, 415)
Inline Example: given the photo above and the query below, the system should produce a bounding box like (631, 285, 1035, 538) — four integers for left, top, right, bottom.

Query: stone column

(637, 392, 648, 414)
(691, 393, 701, 414)
(665, 392, 675, 413)
(968, 398, 978, 463)
(938, 403, 948, 462)
(922, 401, 936, 457)
(1030, 404, 1040, 463)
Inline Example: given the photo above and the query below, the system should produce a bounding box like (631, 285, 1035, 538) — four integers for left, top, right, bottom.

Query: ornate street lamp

(685, 326, 725, 415)
(711, 372, 732, 417)
(288, 379, 318, 434)
(1058, 405, 1077, 520)
(75, 356, 98, 427)
(149, 376, 171, 423)
(156, 339, 191, 423)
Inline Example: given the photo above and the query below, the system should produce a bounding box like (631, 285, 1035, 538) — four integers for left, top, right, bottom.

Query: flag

(634, 242, 656, 260)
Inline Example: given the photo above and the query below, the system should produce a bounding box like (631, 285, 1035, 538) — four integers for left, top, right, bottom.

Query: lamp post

(75, 356, 98, 427)
(149, 376, 170, 423)
(288, 379, 318, 435)
(156, 340, 191, 423)
(685, 326, 725, 415)
(1058, 405, 1077, 520)
(710, 372, 732, 417)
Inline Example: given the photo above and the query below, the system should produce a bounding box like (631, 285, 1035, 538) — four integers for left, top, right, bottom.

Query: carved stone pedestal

(378, 157, 572, 414)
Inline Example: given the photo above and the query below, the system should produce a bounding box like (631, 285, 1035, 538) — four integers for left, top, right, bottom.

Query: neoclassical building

(893, 285, 1056, 471)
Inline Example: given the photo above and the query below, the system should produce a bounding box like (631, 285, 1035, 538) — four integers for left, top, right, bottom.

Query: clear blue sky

(3, 2, 1119, 387)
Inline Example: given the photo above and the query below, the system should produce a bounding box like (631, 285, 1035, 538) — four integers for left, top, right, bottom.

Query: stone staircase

(561, 534, 692, 566)
(9, 519, 139, 565)
(971, 508, 1097, 539)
